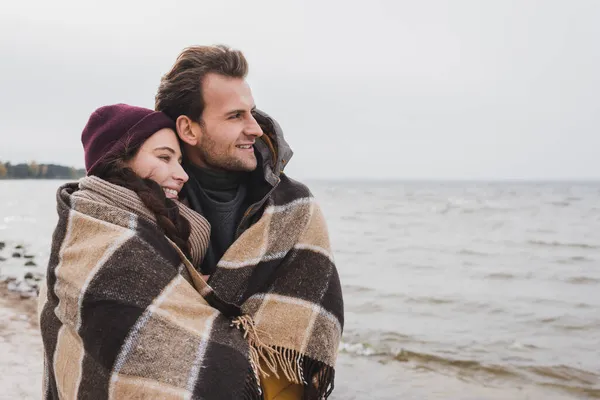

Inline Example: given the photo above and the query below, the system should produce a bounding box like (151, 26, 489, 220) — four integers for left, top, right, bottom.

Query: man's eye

(230, 113, 242, 119)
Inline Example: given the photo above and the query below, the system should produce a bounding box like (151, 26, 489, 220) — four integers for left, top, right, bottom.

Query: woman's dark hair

(93, 145, 192, 260)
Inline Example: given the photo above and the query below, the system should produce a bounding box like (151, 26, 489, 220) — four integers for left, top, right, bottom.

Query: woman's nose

(174, 164, 189, 183)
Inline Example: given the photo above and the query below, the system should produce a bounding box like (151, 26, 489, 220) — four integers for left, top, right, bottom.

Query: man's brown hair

(155, 45, 248, 122)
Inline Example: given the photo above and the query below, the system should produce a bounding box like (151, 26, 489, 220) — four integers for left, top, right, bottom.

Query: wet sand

(0, 283, 43, 400)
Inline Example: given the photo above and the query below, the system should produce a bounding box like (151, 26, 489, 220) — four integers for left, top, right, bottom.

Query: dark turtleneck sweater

(183, 164, 250, 275)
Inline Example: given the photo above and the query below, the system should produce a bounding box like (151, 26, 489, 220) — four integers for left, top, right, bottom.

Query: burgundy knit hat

(81, 104, 176, 175)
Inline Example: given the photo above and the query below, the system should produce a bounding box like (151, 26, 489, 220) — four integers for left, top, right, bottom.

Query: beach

(0, 282, 43, 399)
(1, 179, 599, 399)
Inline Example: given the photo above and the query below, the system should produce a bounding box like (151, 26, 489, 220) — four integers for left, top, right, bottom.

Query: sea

(1, 179, 599, 399)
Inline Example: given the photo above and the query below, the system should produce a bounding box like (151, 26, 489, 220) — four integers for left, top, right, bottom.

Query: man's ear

(176, 115, 199, 146)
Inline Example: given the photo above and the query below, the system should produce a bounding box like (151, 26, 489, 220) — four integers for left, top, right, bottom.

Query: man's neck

(184, 163, 250, 204)
(192, 165, 245, 191)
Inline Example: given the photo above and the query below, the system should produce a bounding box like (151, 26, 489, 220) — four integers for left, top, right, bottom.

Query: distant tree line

(0, 161, 86, 179)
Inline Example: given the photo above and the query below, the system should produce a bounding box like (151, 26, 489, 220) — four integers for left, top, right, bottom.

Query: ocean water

(1, 180, 599, 399)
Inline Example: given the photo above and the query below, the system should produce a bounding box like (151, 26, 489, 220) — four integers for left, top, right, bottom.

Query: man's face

(187, 73, 264, 172)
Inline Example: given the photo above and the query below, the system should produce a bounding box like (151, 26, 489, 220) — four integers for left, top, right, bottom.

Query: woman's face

(127, 128, 188, 200)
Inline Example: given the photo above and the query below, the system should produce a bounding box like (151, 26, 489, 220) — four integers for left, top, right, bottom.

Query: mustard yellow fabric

(260, 373, 304, 400)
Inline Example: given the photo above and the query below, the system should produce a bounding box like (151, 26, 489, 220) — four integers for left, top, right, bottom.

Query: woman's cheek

(142, 164, 160, 182)
(152, 164, 171, 185)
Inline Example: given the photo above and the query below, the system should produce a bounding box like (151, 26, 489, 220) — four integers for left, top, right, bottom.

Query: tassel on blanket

(231, 315, 305, 384)
(232, 314, 337, 399)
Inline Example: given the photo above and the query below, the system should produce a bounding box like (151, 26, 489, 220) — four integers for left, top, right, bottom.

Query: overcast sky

(1, 0, 599, 180)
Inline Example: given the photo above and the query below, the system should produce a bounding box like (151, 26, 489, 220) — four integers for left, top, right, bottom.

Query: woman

(39, 104, 338, 400)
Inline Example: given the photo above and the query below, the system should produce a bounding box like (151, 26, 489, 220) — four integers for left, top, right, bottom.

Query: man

(155, 45, 344, 399)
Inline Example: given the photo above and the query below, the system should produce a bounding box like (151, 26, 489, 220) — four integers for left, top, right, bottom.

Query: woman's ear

(176, 115, 199, 146)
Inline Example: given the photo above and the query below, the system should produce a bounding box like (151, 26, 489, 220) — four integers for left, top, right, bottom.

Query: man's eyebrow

(153, 146, 176, 154)
(225, 106, 257, 116)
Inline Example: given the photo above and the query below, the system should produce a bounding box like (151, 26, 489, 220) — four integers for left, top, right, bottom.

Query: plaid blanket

(39, 175, 343, 399)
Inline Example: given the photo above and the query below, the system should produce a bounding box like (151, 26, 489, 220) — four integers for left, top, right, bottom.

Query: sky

(1, 0, 599, 180)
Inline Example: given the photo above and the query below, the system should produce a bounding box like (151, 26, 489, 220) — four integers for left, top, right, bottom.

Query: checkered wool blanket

(39, 175, 343, 399)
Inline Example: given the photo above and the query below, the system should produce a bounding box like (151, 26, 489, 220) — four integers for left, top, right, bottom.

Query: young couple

(38, 45, 344, 400)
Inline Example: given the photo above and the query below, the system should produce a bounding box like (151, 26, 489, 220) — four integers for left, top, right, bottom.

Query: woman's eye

(158, 155, 171, 162)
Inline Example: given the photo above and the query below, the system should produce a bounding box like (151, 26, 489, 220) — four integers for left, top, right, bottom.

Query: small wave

(556, 323, 600, 332)
(405, 296, 455, 305)
(342, 284, 376, 294)
(527, 228, 556, 234)
(379, 292, 407, 300)
(566, 276, 600, 285)
(539, 317, 560, 323)
(528, 297, 582, 308)
(487, 307, 507, 315)
(338, 342, 381, 357)
(539, 383, 600, 399)
(393, 349, 520, 378)
(528, 240, 599, 250)
(572, 255, 593, 261)
(508, 341, 540, 351)
(341, 330, 420, 349)
(352, 301, 385, 313)
(338, 342, 492, 376)
(458, 249, 490, 257)
(433, 204, 451, 214)
(557, 256, 594, 265)
(387, 222, 409, 230)
(486, 272, 516, 280)
(536, 315, 599, 332)
(434, 199, 515, 215)
(457, 206, 505, 215)
(377, 331, 416, 344)
(339, 340, 600, 395)
(526, 365, 599, 386)
(410, 263, 436, 270)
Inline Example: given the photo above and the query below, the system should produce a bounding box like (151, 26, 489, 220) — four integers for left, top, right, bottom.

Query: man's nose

(245, 115, 264, 138)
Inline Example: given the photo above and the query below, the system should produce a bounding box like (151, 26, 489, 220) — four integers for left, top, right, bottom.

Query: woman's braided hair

(93, 146, 192, 261)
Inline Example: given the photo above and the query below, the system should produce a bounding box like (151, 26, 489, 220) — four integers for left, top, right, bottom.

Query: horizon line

(1, 160, 598, 183)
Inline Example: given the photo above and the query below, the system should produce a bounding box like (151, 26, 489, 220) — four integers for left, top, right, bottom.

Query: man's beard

(197, 135, 257, 172)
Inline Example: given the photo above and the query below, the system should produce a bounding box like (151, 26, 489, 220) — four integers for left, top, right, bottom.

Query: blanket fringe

(232, 315, 336, 399)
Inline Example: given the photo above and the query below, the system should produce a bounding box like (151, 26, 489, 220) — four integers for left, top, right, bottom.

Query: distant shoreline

(1, 178, 600, 183)
(0, 177, 81, 180)
(0, 161, 85, 180)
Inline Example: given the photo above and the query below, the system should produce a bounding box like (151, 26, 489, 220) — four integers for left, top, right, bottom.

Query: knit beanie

(82, 104, 176, 175)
